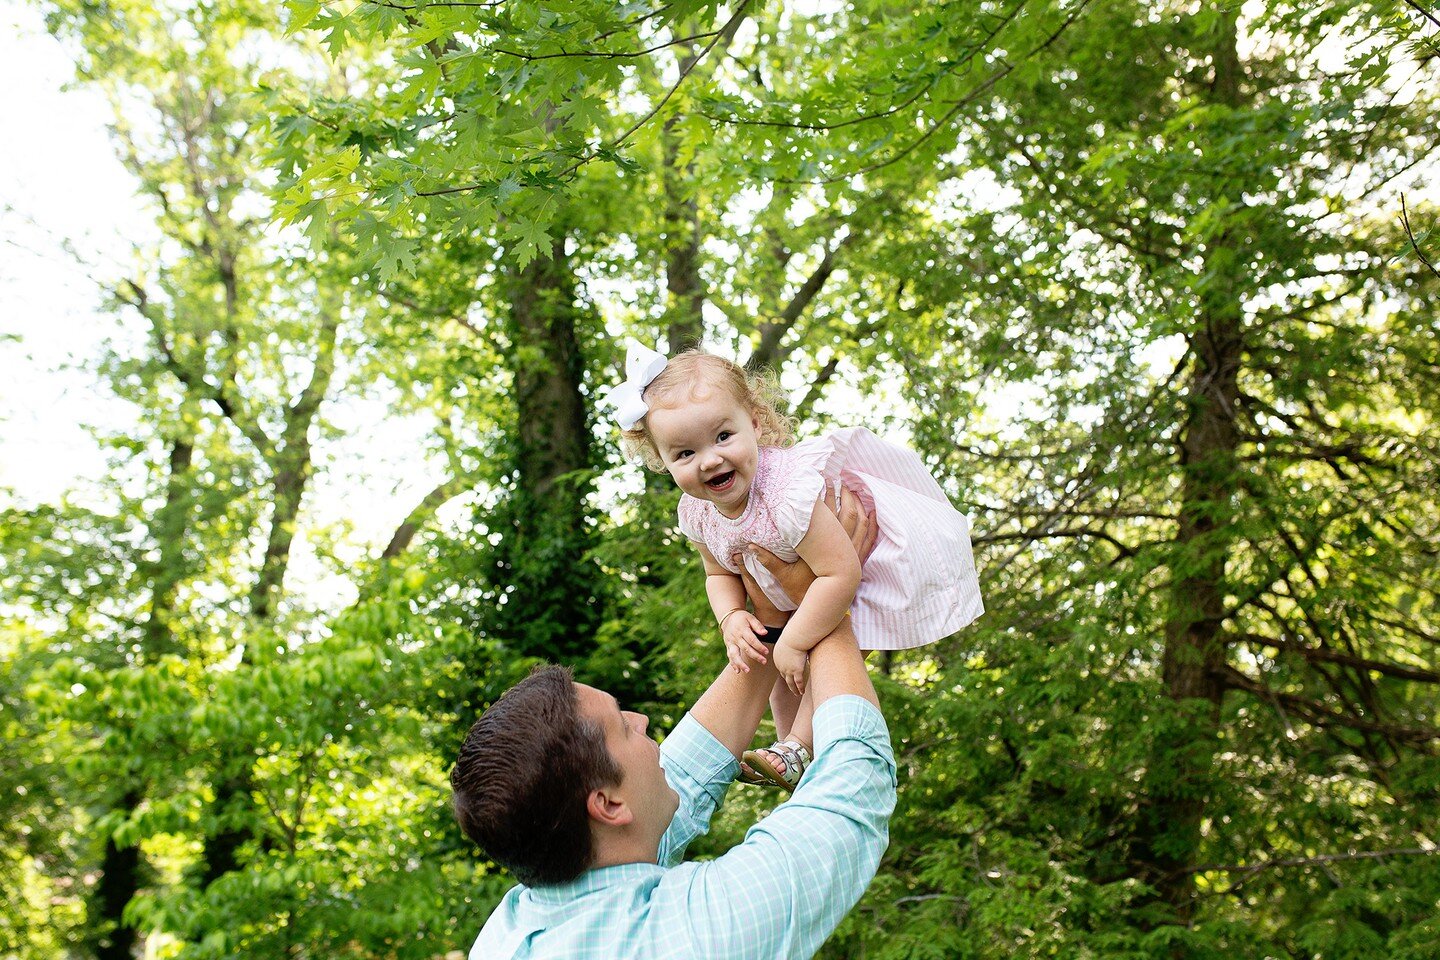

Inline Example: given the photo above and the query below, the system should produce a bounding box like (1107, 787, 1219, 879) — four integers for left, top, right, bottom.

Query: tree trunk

(88, 788, 144, 960)
(490, 230, 602, 665)
(661, 68, 704, 355)
(247, 311, 340, 622)
(90, 435, 195, 959)
(140, 439, 194, 655)
(204, 307, 340, 886)
(1133, 4, 1246, 928)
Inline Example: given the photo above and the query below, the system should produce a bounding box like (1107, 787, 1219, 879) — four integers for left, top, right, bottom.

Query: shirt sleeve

(677, 696, 897, 958)
(771, 467, 827, 548)
(676, 495, 707, 545)
(656, 711, 741, 867)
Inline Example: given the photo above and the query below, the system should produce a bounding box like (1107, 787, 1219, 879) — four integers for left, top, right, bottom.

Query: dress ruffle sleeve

(785, 435, 842, 483)
(676, 495, 707, 545)
(769, 463, 827, 550)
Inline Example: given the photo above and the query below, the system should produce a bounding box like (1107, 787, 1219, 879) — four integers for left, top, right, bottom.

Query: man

(450, 493, 895, 958)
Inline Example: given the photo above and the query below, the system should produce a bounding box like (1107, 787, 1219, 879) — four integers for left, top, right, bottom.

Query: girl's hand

(773, 639, 808, 696)
(722, 610, 770, 673)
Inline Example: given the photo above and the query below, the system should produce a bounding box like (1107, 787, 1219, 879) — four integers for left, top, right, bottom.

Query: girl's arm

(696, 543, 771, 671)
(772, 500, 862, 693)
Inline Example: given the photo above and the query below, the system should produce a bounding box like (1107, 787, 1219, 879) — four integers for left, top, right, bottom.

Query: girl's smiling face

(645, 384, 761, 518)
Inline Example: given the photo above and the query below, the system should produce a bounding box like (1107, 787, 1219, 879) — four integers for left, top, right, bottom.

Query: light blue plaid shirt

(469, 695, 896, 960)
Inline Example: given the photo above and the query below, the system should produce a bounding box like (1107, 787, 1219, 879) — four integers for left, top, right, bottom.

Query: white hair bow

(608, 340, 669, 430)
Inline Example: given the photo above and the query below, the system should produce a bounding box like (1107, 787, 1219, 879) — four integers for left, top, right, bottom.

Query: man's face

(574, 683, 679, 840)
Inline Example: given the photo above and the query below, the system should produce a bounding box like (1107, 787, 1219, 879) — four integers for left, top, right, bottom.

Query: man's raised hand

(741, 486, 879, 605)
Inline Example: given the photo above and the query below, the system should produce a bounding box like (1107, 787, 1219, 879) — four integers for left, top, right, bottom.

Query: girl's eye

(717, 431, 733, 442)
(678, 450, 694, 460)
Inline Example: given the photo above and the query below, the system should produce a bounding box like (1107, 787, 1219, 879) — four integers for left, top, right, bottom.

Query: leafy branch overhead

(274, 0, 1089, 277)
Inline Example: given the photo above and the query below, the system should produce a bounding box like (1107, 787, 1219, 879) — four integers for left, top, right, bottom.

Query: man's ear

(586, 786, 633, 828)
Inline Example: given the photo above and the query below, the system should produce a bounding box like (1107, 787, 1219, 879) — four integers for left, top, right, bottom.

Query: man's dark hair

(450, 664, 622, 886)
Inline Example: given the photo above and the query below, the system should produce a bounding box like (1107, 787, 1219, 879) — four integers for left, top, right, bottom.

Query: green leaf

(507, 215, 552, 270)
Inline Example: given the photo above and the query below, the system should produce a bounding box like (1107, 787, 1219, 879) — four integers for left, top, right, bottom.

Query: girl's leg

(785, 681, 815, 755)
(769, 679, 803, 741)
(747, 681, 815, 785)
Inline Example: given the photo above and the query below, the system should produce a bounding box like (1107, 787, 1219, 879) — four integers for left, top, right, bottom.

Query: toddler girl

(611, 341, 983, 790)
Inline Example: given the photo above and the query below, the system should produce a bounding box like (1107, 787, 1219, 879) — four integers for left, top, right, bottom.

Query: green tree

(9, 0, 1440, 957)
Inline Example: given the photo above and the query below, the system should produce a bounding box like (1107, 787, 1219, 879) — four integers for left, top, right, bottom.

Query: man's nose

(632, 712, 650, 733)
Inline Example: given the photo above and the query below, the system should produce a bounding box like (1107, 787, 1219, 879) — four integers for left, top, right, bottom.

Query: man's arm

(675, 661, 895, 959)
(688, 486, 877, 757)
(686, 655, 779, 762)
(804, 616, 879, 710)
(655, 548, 788, 866)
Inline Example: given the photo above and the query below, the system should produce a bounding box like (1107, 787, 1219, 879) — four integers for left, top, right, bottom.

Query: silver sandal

(742, 739, 812, 793)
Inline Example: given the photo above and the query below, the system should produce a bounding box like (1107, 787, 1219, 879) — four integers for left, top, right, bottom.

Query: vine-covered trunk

(492, 230, 603, 665)
(1134, 5, 1247, 928)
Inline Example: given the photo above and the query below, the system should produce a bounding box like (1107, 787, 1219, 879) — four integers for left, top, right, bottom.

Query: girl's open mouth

(705, 471, 736, 492)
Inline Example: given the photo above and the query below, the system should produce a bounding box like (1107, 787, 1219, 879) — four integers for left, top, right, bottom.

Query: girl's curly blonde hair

(620, 350, 795, 472)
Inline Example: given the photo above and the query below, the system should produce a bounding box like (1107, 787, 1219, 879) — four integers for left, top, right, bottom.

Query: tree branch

(116, 279, 275, 460)
(748, 230, 853, 371)
(1014, 140, 1180, 265)
(493, 27, 723, 61)
(1217, 664, 1440, 746)
(1177, 846, 1437, 878)
(1228, 630, 1440, 684)
(1401, 194, 1440, 281)
(776, 0, 1093, 186)
(1366, 610, 1440, 647)
(1401, 0, 1440, 31)
(976, 526, 1144, 563)
(700, 0, 1028, 132)
(416, 0, 752, 197)
(362, 0, 505, 9)
(380, 475, 476, 559)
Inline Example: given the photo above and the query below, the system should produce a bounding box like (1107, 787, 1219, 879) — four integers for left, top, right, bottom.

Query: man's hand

(722, 609, 770, 673)
(733, 553, 789, 629)
(739, 486, 879, 605)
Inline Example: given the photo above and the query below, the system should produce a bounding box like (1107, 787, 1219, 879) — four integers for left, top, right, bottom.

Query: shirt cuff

(812, 695, 894, 762)
(661, 711, 739, 794)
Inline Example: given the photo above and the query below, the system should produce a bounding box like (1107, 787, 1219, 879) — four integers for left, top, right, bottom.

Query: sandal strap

(764, 739, 811, 788)
(777, 738, 812, 767)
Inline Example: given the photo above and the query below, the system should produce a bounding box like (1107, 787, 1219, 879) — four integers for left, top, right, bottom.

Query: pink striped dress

(677, 428, 983, 651)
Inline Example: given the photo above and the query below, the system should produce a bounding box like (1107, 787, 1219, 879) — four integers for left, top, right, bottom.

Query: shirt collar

(526, 862, 664, 904)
